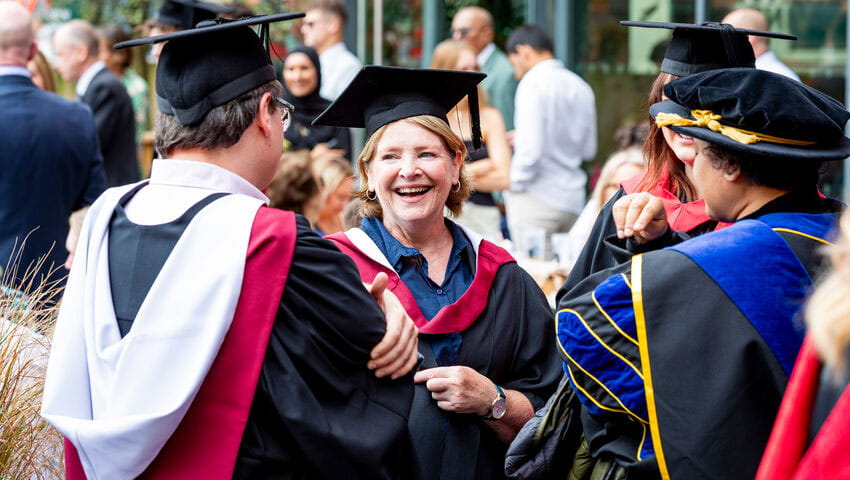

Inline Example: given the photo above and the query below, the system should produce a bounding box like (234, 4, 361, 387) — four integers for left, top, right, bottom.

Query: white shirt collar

(0, 65, 31, 78)
(149, 159, 269, 204)
(75, 61, 105, 97)
(321, 42, 348, 58)
(477, 43, 496, 67)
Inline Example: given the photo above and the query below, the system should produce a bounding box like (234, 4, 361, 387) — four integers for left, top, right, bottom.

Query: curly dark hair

(703, 143, 823, 191)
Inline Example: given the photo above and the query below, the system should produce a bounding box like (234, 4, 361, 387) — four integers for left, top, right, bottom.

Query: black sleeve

(87, 82, 124, 151)
(491, 264, 562, 410)
(236, 216, 421, 480)
(556, 189, 624, 304)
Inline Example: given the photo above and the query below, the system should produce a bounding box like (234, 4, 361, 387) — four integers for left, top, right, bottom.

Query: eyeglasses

(275, 97, 294, 132)
(451, 27, 472, 38)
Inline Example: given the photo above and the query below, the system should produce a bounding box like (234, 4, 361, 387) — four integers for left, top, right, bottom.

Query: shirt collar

(321, 42, 348, 58)
(0, 65, 31, 78)
(148, 159, 269, 204)
(75, 61, 105, 97)
(477, 43, 496, 67)
(360, 216, 474, 272)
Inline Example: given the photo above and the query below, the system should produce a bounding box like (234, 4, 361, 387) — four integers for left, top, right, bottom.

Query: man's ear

(27, 41, 37, 62)
(255, 92, 275, 137)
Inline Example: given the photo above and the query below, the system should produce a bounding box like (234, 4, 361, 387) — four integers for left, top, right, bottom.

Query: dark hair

(267, 151, 320, 214)
(100, 25, 132, 69)
(309, 0, 348, 25)
(155, 80, 283, 157)
(637, 72, 698, 201)
(703, 144, 823, 191)
(506, 24, 553, 54)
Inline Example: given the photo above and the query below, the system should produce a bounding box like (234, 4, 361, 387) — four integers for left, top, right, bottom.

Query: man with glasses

(42, 14, 421, 480)
(301, 0, 361, 100)
(451, 6, 517, 130)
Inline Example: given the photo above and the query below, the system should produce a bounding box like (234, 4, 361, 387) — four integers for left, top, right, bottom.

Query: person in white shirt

(722, 8, 800, 81)
(505, 25, 597, 259)
(301, 0, 361, 101)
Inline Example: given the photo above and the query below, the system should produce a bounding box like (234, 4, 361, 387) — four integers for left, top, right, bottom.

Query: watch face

(492, 397, 507, 419)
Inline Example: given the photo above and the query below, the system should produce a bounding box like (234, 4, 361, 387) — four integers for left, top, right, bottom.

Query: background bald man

(722, 8, 800, 81)
(0, 1, 105, 287)
(54, 19, 139, 186)
(451, 6, 517, 130)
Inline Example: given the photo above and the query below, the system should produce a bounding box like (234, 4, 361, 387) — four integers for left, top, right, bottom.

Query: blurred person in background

(505, 25, 597, 259)
(100, 25, 149, 154)
(313, 154, 354, 235)
(430, 39, 510, 241)
(301, 0, 360, 101)
(267, 151, 323, 227)
(145, 0, 235, 61)
(26, 49, 55, 91)
(450, 6, 517, 131)
(53, 19, 138, 187)
(282, 45, 351, 159)
(723, 8, 800, 81)
(0, 2, 105, 286)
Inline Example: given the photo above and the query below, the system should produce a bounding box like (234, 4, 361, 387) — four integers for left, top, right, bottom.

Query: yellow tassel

(655, 108, 815, 146)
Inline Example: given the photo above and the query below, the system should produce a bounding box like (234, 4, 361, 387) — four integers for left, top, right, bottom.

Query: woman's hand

(413, 366, 495, 415)
(612, 192, 669, 244)
(365, 272, 420, 379)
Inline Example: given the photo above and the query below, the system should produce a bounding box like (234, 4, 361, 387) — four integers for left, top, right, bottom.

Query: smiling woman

(316, 66, 561, 480)
(281, 46, 351, 159)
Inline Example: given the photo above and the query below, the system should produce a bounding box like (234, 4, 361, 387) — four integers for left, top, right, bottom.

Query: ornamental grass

(0, 245, 65, 479)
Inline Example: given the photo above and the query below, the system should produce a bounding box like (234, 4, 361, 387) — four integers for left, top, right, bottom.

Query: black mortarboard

(115, 13, 304, 126)
(154, 0, 235, 30)
(621, 21, 796, 77)
(649, 68, 850, 160)
(312, 65, 487, 148)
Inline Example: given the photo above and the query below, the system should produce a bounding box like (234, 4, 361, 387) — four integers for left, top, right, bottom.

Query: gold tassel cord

(655, 109, 816, 146)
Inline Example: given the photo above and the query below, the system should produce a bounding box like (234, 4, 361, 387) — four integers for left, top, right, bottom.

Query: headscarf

(282, 46, 344, 152)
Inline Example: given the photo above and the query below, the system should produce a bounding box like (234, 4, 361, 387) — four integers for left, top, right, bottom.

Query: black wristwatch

(481, 384, 507, 421)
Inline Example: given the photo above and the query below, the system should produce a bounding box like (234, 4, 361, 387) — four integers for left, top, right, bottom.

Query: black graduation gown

(232, 217, 421, 479)
(555, 190, 842, 480)
(410, 262, 563, 480)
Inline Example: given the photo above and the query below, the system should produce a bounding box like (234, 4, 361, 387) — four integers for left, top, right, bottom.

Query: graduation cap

(154, 0, 235, 30)
(621, 21, 796, 77)
(115, 13, 304, 126)
(312, 65, 487, 149)
(650, 68, 850, 161)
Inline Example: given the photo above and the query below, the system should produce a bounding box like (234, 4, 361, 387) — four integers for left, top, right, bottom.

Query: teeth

(396, 187, 429, 194)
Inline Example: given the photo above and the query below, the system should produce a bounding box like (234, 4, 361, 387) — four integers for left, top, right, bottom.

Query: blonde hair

(314, 154, 353, 204)
(429, 39, 489, 110)
(356, 115, 470, 219)
(591, 148, 646, 211)
(807, 210, 850, 373)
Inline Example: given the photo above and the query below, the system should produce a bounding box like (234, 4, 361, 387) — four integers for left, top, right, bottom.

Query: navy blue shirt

(360, 216, 475, 365)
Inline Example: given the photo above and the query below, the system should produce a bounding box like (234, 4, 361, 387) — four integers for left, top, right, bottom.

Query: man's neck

(527, 52, 555, 71)
(316, 37, 343, 55)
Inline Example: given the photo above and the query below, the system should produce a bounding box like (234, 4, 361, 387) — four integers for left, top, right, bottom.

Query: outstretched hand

(612, 192, 669, 244)
(365, 272, 420, 379)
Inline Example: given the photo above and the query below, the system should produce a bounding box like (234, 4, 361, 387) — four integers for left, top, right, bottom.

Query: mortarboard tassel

(468, 86, 482, 150)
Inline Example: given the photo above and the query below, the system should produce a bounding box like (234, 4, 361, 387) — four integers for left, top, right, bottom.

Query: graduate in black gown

(42, 15, 422, 480)
(316, 66, 562, 480)
(555, 69, 850, 480)
(281, 46, 351, 160)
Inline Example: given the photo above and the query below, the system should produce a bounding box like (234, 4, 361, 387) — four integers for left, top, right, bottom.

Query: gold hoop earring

(366, 190, 377, 201)
(451, 180, 461, 193)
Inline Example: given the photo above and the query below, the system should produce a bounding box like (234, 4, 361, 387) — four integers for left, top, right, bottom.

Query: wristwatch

(481, 384, 507, 421)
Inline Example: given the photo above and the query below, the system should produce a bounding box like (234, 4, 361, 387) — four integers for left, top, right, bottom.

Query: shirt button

(436, 289, 444, 295)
